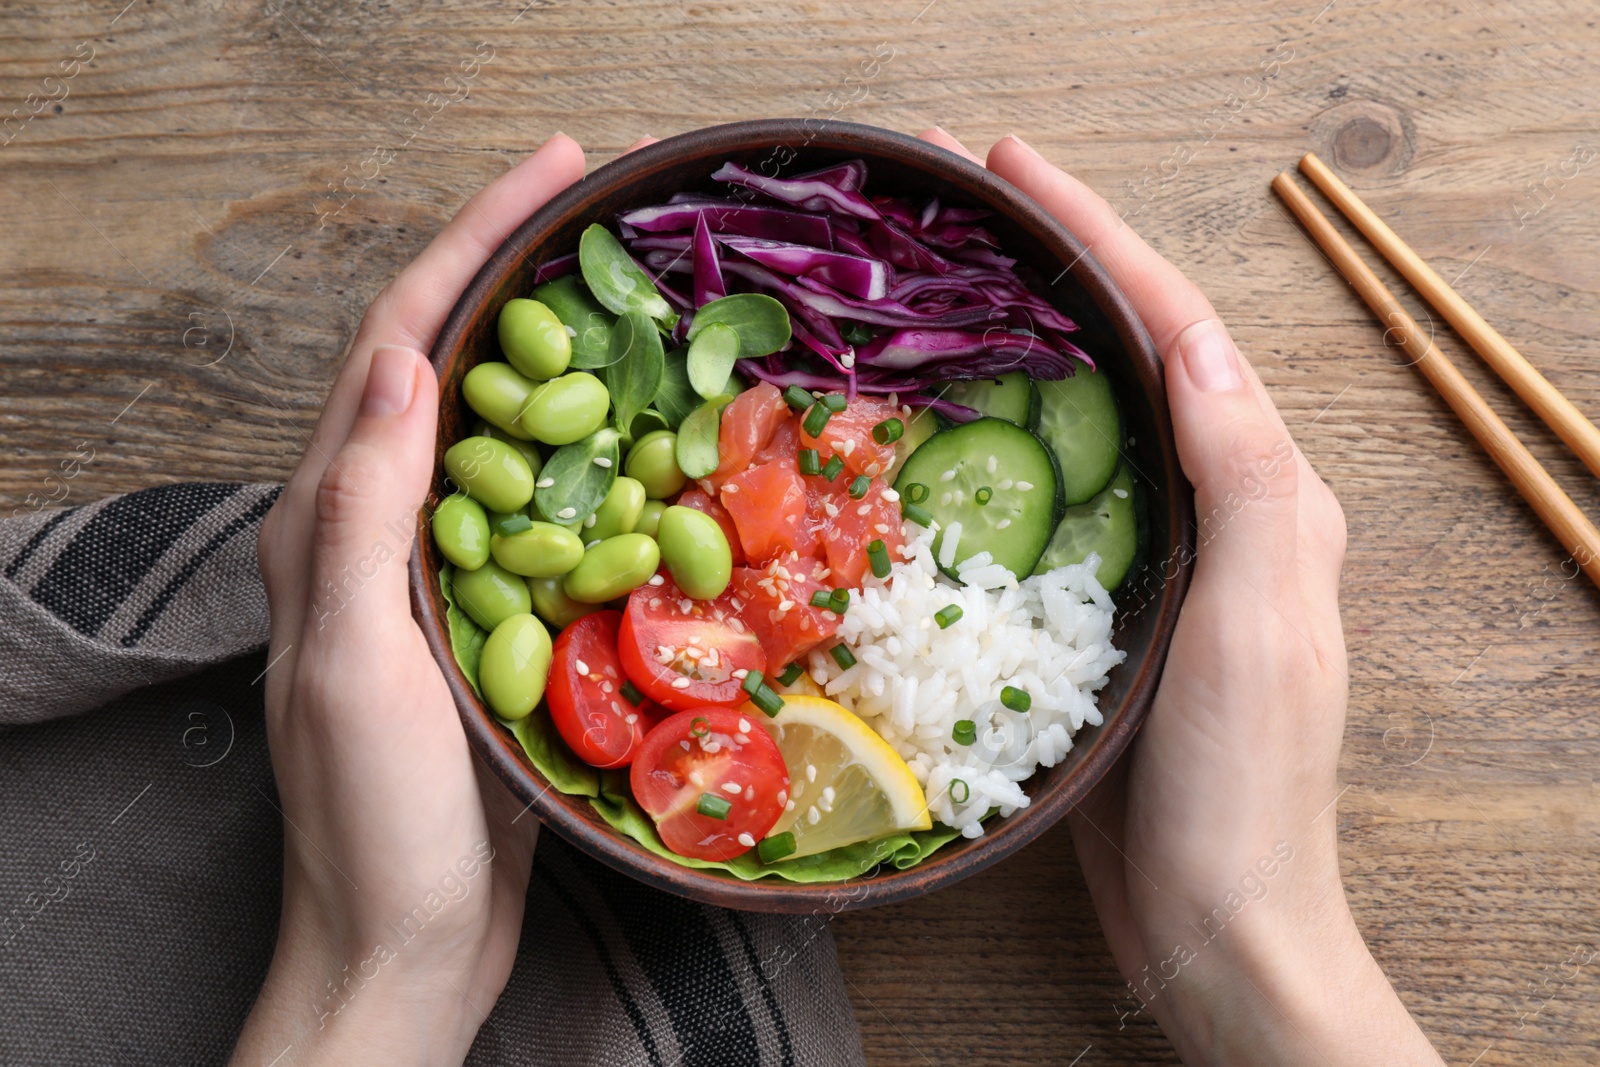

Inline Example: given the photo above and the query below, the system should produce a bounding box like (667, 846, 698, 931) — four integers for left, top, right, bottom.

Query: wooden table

(5, 1, 1598, 1062)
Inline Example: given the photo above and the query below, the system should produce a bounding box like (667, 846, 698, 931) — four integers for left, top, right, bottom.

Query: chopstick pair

(1272, 154, 1600, 589)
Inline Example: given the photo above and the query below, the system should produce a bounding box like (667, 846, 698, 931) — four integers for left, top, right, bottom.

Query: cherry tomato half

(617, 572, 766, 713)
(547, 610, 653, 768)
(630, 706, 790, 860)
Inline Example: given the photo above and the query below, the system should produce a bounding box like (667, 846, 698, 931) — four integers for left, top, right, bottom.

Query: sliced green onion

(620, 680, 643, 706)
(950, 778, 970, 804)
(777, 661, 804, 686)
(903, 482, 930, 504)
(902, 501, 935, 527)
(750, 684, 785, 717)
(821, 454, 845, 481)
(809, 589, 833, 609)
(696, 793, 732, 819)
(951, 719, 977, 745)
(782, 385, 814, 410)
(829, 643, 857, 670)
(867, 539, 891, 579)
(872, 417, 904, 444)
(689, 716, 710, 739)
(492, 512, 534, 536)
(1000, 685, 1032, 712)
(741, 669, 765, 696)
(974, 486, 993, 505)
(803, 403, 832, 437)
(935, 604, 963, 629)
(848, 475, 871, 499)
(798, 448, 822, 476)
(830, 588, 851, 612)
(757, 831, 798, 862)
(821, 393, 848, 413)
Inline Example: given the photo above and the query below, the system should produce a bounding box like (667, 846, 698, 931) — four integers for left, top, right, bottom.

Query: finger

(917, 126, 983, 166)
(985, 135, 1217, 356)
(1168, 320, 1300, 598)
(621, 136, 659, 154)
(304, 344, 439, 636)
(263, 135, 585, 633)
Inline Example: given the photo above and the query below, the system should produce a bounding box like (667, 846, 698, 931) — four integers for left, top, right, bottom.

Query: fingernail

(1176, 319, 1243, 393)
(360, 345, 421, 417)
(1008, 133, 1044, 160)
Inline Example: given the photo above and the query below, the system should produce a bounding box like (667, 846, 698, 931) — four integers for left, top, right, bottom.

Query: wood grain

(4, 1, 1599, 1063)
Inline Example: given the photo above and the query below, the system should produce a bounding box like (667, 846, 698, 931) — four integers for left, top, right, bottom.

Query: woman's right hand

(919, 127, 1442, 1065)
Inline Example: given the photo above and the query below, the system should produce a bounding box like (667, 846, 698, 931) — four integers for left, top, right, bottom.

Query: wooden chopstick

(1271, 171, 1600, 588)
(1297, 151, 1600, 480)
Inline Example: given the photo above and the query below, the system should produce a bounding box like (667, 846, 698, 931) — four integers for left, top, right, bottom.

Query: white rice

(808, 526, 1124, 838)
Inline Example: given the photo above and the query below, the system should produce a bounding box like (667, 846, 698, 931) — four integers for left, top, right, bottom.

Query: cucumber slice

(884, 404, 940, 482)
(941, 372, 1040, 429)
(1033, 463, 1137, 588)
(1036, 370, 1121, 506)
(894, 417, 1060, 577)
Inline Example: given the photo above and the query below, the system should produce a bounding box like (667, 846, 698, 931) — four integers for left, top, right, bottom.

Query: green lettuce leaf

(441, 565, 965, 882)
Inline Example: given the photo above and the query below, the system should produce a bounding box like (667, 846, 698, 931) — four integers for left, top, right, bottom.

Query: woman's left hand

(231, 135, 586, 1067)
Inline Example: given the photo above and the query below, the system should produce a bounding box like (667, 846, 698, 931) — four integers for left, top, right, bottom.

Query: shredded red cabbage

(612, 158, 1093, 408)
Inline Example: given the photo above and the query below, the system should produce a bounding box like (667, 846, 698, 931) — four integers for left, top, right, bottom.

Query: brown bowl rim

(409, 118, 1194, 913)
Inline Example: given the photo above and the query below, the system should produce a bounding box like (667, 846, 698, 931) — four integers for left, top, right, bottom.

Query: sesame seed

(940, 469, 957, 482)
(777, 789, 788, 804)
(574, 659, 589, 675)
(738, 718, 751, 732)
(601, 680, 613, 693)
(671, 677, 692, 689)
(874, 523, 890, 534)
(593, 456, 613, 468)
(857, 503, 872, 515)
(842, 439, 856, 457)
(806, 764, 817, 783)
(1016, 480, 1034, 491)
(735, 733, 749, 745)
(584, 513, 597, 528)
(686, 645, 704, 658)
(649, 597, 663, 609)
(987, 455, 998, 474)
(722, 781, 742, 794)
(823, 786, 836, 804)
(679, 599, 693, 614)
(807, 806, 821, 825)
(744, 785, 755, 801)
(824, 501, 840, 518)
(778, 599, 794, 611)
(881, 488, 899, 502)
(738, 832, 756, 847)
(558, 507, 577, 519)
(840, 352, 856, 369)
(703, 739, 722, 753)
(611, 701, 623, 716)
(585, 539, 602, 549)
(1114, 488, 1129, 499)
(625, 713, 638, 724)
(940, 492, 952, 506)
(680, 740, 691, 750)
(865, 462, 882, 476)
(998, 478, 1013, 490)
(724, 483, 738, 493)
(785, 799, 796, 812)
(729, 618, 746, 633)
(690, 770, 704, 786)
(648, 574, 665, 586)
(536, 477, 555, 488)
(996, 518, 1011, 529)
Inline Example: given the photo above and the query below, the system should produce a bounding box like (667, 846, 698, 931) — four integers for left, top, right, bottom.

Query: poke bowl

(409, 119, 1194, 912)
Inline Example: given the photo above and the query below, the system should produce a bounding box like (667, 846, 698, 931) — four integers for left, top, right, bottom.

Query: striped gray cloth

(0, 482, 865, 1066)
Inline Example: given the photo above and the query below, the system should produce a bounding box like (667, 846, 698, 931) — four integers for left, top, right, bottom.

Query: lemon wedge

(753, 695, 932, 859)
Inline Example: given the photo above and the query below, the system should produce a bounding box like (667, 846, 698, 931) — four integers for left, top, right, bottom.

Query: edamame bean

(625, 429, 687, 499)
(585, 476, 646, 542)
(432, 495, 490, 570)
(563, 533, 661, 603)
(462, 362, 538, 440)
(444, 436, 535, 513)
(655, 505, 732, 599)
(498, 298, 572, 381)
(471, 419, 543, 478)
(527, 575, 600, 629)
(491, 521, 585, 578)
(479, 613, 552, 720)
(453, 558, 533, 631)
(520, 372, 610, 445)
(634, 499, 667, 539)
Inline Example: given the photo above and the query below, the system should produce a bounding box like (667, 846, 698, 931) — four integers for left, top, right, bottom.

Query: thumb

(308, 344, 438, 634)
(1166, 319, 1299, 595)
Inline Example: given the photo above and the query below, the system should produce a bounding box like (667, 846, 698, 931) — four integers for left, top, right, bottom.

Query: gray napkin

(0, 483, 864, 1066)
